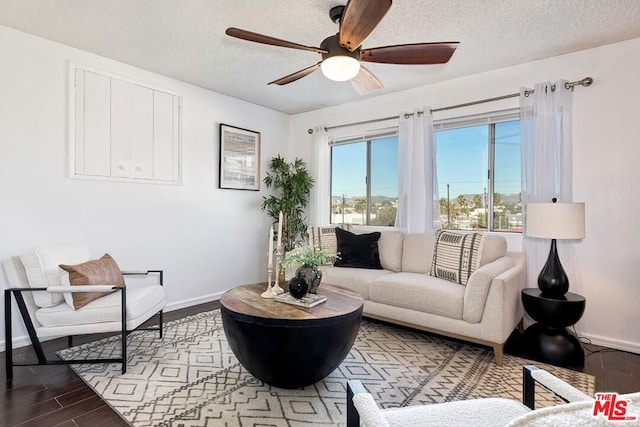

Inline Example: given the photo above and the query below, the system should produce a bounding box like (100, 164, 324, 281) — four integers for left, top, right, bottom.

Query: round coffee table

(220, 283, 363, 389)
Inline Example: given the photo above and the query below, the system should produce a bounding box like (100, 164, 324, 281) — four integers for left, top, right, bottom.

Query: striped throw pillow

(430, 230, 483, 285)
(307, 224, 353, 256)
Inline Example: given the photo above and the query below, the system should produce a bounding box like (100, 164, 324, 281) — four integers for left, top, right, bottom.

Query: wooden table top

(220, 283, 364, 321)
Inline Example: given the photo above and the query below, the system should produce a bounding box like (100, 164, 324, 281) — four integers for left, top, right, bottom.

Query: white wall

(0, 25, 291, 350)
(289, 37, 640, 353)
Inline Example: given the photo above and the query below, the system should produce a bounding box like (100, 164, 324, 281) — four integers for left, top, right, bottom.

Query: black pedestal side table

(521, 288, 586, 368)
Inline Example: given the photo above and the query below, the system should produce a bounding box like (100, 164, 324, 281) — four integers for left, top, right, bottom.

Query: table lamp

(525, 198, 585, 298)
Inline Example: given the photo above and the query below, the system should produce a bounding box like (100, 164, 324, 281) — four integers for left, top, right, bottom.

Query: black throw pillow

(334, 227, 383, 269)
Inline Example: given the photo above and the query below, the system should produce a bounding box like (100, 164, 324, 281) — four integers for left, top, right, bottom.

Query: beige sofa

(319, 229, 526, 365)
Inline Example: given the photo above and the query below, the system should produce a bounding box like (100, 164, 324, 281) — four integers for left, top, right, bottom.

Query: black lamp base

(538, 239, 569, 298)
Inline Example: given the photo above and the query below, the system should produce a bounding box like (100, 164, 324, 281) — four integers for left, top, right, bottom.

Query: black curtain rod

(309, 77, 593, 134)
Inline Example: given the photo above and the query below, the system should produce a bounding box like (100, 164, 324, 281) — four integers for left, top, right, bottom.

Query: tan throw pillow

(430, 230, 483, 285)
(59, 253, 125, 309)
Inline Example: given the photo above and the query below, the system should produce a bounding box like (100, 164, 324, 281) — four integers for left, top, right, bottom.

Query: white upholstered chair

(347, 365, 640, 426)
(3, 244, 166, 380)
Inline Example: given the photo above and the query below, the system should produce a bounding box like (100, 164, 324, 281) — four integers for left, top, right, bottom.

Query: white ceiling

(1, 0, 640, 114)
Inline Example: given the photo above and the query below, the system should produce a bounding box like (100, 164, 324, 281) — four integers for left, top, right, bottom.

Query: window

(330, 133, 398, 226)
(435, 117, 522, 232)
(329, 111, 522, 232)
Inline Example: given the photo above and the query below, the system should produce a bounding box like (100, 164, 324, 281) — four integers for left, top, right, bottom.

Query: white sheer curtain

(395, 108, 440, 233)
(309, 126, 331, 227)
(520, 81, 580, 292)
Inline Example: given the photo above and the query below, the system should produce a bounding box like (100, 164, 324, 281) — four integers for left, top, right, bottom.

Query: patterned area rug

(60, 310, 594, 426)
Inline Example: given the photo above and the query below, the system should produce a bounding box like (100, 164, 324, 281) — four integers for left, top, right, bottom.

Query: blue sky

(331, 121, 521, 200)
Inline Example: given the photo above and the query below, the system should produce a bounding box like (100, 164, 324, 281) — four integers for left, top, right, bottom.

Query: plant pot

(295, 264, 322, 294)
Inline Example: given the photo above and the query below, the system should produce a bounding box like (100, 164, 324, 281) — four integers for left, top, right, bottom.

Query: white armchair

(347, 365, 640, 426)
(3, 245, 166, 380)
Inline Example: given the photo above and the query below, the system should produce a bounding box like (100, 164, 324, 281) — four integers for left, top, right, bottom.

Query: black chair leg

(5, 290, 13, 381)
(523, 365, 538, 409)
(121, 288, 127, 375)
(13, 291, 46, 363)
(159, 310, 164, 339)
(347, 381, 368, 427)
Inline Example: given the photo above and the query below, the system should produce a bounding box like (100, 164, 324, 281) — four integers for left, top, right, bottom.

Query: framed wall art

(219, 123, 261, 190)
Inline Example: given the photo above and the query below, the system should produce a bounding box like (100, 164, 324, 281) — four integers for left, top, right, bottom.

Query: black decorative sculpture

(295, 264, 322, 294)
(288, 277, 309, 299)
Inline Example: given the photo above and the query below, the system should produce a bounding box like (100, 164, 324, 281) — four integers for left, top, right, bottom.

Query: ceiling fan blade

(351, 66, 384, 95)
(339, 0, 392, 52)
(361, 42, 459, 64)
(268, 62, 322, 85)
(226, 28, 327, 54)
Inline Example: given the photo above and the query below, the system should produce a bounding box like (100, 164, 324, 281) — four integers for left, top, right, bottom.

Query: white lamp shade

(320, 56, 361, 81)
(525, 202, 585, 239)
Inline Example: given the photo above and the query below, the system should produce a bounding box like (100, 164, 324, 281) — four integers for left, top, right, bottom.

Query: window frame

(327, 109, 521, 232)
(329, 128, 398, 226)
(434, 108, 521, 233)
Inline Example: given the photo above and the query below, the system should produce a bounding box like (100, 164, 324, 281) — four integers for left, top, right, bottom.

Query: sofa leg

(493, 344, 504, 366)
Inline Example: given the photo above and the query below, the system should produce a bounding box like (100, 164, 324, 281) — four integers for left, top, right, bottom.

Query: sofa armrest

(470, 254, 526, 343)
(495, 254, 526, 328)
(463, 257, 515, 323)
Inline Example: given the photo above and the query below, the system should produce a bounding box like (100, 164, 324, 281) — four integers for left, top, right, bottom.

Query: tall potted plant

(261, 155, 314, 251)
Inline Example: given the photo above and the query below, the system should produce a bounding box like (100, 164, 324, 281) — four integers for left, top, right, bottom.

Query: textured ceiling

(1, 0, 640, 114)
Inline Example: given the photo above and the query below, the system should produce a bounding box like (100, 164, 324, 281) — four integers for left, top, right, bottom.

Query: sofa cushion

(370, 272, 465, 319)
(334, 228, 383, 269)
(24, 244, 92, 308)
(401, 233, 436, 274)
(59, 253, 125, 310)
(377, 231, 404, 272)
(477, 234, 507, 266)
(321, 267, 393, 300)
(35, 282, 164, 327)
(430, 230, 483, 285)
(19, 251, 54, 306)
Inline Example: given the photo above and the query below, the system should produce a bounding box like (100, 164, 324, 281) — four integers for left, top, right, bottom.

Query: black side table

(521, 288, 586, 368)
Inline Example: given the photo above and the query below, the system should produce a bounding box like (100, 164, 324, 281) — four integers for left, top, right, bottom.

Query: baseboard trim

(0, 336, 32, 353)
(164, 292, 223, 312)
(579, 332, 640, 354)
(0, 292, 224, 353)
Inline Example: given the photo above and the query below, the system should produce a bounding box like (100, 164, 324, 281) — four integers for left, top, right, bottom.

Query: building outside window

(329, 113, 521, 232)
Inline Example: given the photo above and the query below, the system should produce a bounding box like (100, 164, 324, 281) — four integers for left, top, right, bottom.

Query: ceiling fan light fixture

(321, 55, 361, 81)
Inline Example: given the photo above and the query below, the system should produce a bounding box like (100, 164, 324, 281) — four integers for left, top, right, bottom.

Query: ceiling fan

(225, 0, 459, 95)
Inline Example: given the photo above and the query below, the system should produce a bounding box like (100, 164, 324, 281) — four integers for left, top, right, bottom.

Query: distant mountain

(371, 195, 397, 204)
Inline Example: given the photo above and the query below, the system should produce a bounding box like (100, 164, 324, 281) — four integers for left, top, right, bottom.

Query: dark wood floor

(2, 301, 639, 426)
